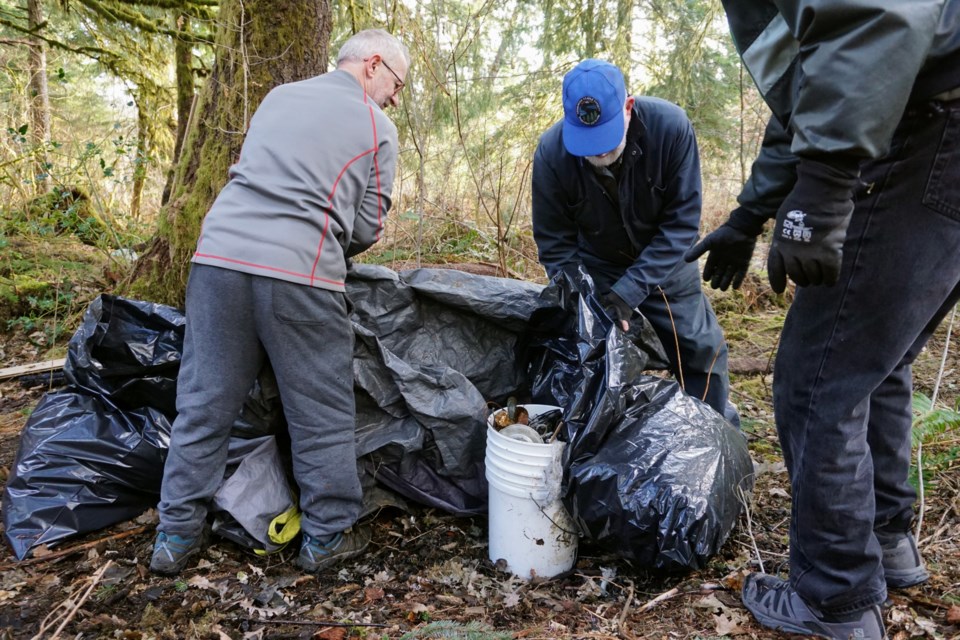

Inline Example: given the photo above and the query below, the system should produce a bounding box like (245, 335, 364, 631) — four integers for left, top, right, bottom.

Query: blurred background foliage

(0, 0, 767, 294)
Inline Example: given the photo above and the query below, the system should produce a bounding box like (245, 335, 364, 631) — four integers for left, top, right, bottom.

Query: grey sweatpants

(158, 264, 362, 539)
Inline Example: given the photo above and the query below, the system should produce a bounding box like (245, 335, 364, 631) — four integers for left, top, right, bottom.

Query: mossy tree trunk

(27, 0, 51, 194)
(129, 0, 332, 306)
(161, 12, 197, 207)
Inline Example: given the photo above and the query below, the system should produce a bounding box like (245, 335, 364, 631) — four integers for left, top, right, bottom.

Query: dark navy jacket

(532, 96, 701, 308)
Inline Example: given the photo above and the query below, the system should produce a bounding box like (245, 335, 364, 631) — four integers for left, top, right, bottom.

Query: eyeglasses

(379, 58, 405, 93)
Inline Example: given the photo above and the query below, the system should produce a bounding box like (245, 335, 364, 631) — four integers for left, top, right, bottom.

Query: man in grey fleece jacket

(150, 28, 409, 576)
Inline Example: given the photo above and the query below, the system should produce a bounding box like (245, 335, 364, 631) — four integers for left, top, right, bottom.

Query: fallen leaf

(767, 487, 791, 499)
(435, 594, 464, 605)
(463, 606, 486, 615)
(313, 628, 346, 640)
(947, 605, 960, 624)
(693, 594, 726, 610)
(32, 544, 52, 558)
(135, 509, 159, 525)
(714, 610, 748, 636)
(187, 575, 215, 591)
(364, 587, 384, 602)
(238, 598, 287, 619)
(503, 592, 521, 608)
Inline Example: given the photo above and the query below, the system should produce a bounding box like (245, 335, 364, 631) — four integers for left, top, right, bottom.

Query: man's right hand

(684, 221, 761, 291)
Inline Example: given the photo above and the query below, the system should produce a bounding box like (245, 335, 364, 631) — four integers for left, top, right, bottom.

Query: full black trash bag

(524, 267, 754, 572)
(566, 375, 754, 572)
(64, 294, 185, 415)
(2, 391, 170, 559)
(3, 296, 184, 560)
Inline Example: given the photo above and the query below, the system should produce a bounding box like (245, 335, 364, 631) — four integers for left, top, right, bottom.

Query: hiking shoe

(149, 530, 207, 575)
(878, 530, 929, 588)
(296, 526, 371, 573)
(742, 573, 887, 640)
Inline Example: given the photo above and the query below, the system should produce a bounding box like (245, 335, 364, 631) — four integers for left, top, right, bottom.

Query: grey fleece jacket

(193, 69, 398, 291)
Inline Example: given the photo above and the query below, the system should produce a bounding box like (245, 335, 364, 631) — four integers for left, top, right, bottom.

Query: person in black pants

(686, 2, 959, 638)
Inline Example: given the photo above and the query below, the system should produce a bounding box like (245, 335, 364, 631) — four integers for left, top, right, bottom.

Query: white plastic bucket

(485, 404, 578, 579)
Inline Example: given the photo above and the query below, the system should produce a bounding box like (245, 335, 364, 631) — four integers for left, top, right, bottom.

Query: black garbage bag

(524, 267, 754, 571)
(566, 375, 754, 572)
(2, 391, 170, 559)
(523, 266, 669, 410)
(64, 294, 185, 416)
(3, 296, 290, 559)
(2, 296, 184, 560)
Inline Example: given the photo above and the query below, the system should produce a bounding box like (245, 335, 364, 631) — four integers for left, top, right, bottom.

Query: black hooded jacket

(532, 96, 702, 308)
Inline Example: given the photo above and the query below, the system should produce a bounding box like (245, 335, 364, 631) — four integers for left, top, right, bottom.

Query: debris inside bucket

(491, 402, 563, 439)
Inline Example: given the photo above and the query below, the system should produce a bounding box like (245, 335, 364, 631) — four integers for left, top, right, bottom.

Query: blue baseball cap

(562, 59, 627, 157)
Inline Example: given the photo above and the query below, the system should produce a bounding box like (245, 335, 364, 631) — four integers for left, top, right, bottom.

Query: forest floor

(0, 234, 958, 639)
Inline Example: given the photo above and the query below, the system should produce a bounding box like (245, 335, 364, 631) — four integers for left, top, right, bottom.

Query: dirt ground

(0, 276, 958, 640)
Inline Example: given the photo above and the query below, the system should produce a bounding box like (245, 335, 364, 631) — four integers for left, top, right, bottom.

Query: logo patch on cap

(576, 96, 601, 125)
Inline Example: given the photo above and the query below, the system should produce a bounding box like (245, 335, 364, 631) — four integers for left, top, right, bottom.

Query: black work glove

(768, 158, 858, 294)
(684, 208, 766, 291)
(602, 292, 633, 330)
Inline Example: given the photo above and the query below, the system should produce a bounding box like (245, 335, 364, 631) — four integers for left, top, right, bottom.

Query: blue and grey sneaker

(878, 530, 929, 588)
(149, 530, 207, 575)
(742, 573, 887, 640)
(296, 526, 371, 573)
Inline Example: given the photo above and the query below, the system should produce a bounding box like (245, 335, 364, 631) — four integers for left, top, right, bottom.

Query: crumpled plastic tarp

(3, 266, 551, 559)
(525, 267, 755, 572)
(4, 264, 753, 571)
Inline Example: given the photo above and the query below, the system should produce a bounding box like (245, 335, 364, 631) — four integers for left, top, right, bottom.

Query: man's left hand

(602, 292, 633, 331)
(767, 158, 858, 294)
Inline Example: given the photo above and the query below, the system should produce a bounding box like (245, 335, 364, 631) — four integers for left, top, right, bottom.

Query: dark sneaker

(149, 530, 207, 575)
(877, 531, 929, 588)
(296, 526, 371, 573)
(742, 573, 887, 640)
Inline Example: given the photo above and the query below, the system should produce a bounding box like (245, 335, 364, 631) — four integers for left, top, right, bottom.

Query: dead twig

(616, 578, 635, 635)
(636, 586, 680, 614)
(33, 559, 113, 639)
(917, 304, 956, 542)
(238, 618, 387, 628)
(658, 286, 685, 391)
(737, 484, 765, 574)
(0, 526, 148, 570)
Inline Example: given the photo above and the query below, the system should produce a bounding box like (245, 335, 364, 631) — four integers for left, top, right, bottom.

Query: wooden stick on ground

(0, 358, 66, 381)
(636, 587, 680, 614)
(0, 526, 148, 571)
(239, 618, 387, 627)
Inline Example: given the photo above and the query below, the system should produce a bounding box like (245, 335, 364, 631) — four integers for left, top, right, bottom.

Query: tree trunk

(27, 0, 51, 194)
(161, 12, 196, 206)
(131, 100, 148, 221)
(129, 0, 332, 305)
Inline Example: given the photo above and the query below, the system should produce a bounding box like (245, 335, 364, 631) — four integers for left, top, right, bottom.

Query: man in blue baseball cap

(532, 59, 738, 426)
